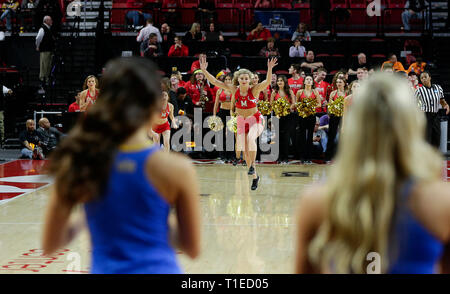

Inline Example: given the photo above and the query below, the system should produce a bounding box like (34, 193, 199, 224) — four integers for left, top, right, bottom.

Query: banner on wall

(254, 10, 300, 39)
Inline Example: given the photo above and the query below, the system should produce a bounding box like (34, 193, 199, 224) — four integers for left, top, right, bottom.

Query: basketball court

(0, 159, 449, 274)
(0, 159, 329, 274)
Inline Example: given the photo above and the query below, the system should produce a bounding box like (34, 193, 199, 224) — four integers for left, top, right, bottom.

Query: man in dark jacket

(402, 0, 428, 31)
(36, 117, 65, 156)
(311, 0, 331, 33)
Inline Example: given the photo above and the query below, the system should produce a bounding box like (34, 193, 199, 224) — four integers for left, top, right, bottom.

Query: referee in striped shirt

(415, 71, 449, 148)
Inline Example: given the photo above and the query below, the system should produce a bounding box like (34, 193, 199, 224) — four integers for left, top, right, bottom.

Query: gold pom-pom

(257, 100, 272, 116)
(296, 98, 318, 118)
(227, 115, 237, 133)
(207, 116, 224, 132)
(272, 98, 290, 118)
(328, 96, 345, 117)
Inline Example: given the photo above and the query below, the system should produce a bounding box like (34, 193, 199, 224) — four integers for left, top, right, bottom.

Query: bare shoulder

(146, 150, 194, 179)
(411, 181, 450, 241)
(297, 184, 328, 225)
(145, 150, 195, 203)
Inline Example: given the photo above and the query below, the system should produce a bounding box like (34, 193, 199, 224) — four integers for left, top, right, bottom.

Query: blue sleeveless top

(84, 145, 182, 274)
(388, 179, 444, 274)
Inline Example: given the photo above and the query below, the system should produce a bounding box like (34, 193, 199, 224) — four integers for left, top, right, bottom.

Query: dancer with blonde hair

(295, 73, 450, 274)
(200, 56, 278, 190)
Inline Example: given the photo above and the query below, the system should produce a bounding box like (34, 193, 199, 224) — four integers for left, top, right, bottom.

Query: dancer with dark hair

(43, 57, 201, 274)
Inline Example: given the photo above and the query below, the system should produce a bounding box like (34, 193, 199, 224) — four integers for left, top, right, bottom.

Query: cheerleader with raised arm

(200, 56, 278, 190)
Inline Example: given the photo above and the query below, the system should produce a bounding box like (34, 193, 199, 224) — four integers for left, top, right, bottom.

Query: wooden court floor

(0, 160, 329, 274)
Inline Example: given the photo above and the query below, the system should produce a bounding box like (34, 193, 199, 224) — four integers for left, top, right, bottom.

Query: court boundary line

(0, 182, 52, 206)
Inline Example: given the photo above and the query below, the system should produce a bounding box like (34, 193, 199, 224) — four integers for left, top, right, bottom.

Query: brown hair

(82, 75, 99, 90)
(48, 57, 161, 205)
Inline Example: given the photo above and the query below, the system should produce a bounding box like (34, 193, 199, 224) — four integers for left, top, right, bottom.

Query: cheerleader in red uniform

(150, 91, 178, 152)
(325, 77, 347, 162)
(80, 75, 99, 111)
(252, 72, 268, 101)
(270, 75, 296, 163)
(200, 56, 278, 190)
(213, 73, 234, 162)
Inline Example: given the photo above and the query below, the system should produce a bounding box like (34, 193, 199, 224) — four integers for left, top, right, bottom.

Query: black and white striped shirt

(415, 84, 445, 113)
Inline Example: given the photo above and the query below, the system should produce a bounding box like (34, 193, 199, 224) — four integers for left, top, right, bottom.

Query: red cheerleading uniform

(235, 88, 264, 135)
(273, 92, 292, 103)
(152, 104, 171, 134)
(85, 89, 99, 111)
(288, 77, 304, 95)
(298, 90, 317, 101)
(314, 80, 330, 113)
(219, 90, 232, 103)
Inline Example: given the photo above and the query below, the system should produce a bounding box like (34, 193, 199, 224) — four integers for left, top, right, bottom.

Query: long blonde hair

(190, 22, 200, 35)
(308, 73, 443, 273)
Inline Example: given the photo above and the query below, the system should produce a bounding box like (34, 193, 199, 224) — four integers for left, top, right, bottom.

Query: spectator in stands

(190, 53, 205, 73)
(196, 0, 216, 26)
(162, 0, 180, 28)
(312, 118, 327, 158)
(125, 0, 152, 30)
(176, 87, 194, 121)
(246, 22, 272, 41)
(36, 117, 64, 156)
(68, 92, 81, 112)
(168, 36, 189, 57)
(291, 23, 311, 42)
(356, 67, 368, 81)
(289, 38, 306, 58)
(144, 33, 163, 59)
(348, 53, 370, 75)
(137, 18, 162, 56)
(382, 63, 395, 74)
(382, 53, 406, 72)
(19, 119, 44, 159)
(288, 64, 304, 96)
(171, 71, 186, 88)
(255, 0, 273, 9)
(301, 51, 324, 73)
(161, 23, 176, 45)
(311, 0, 331, 33)
(407, 56, 427, 75)
(402, 0, 428, 31)
(204, 22, 224, 42)
(19, 0, 39, 31)
(1, 0, 19, 31)
(408, 71, 422, 89)
(36, 15, 55, 88)
(184, 22, 203, 45)
(259, 38, 280, 58)
(314, 67, 330, 116)
(184, 69, 213, 107)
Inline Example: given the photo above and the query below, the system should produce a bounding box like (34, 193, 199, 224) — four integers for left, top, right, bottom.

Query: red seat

(294, 2, 311, 24)
(231, 53, 243, 57)
(256, 70, 267, 75)
(331, 0, 348, 9)
(384, 0, 406, 28)
(234, 0, 252, 9)
(275, 0, 292, 9)
(215, 0, 236, 26)
(275, 70, 289, 75)
(181, 0, 199, 8)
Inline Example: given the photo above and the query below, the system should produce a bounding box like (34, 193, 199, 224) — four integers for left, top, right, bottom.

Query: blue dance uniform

(84, 145, 182, 274)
